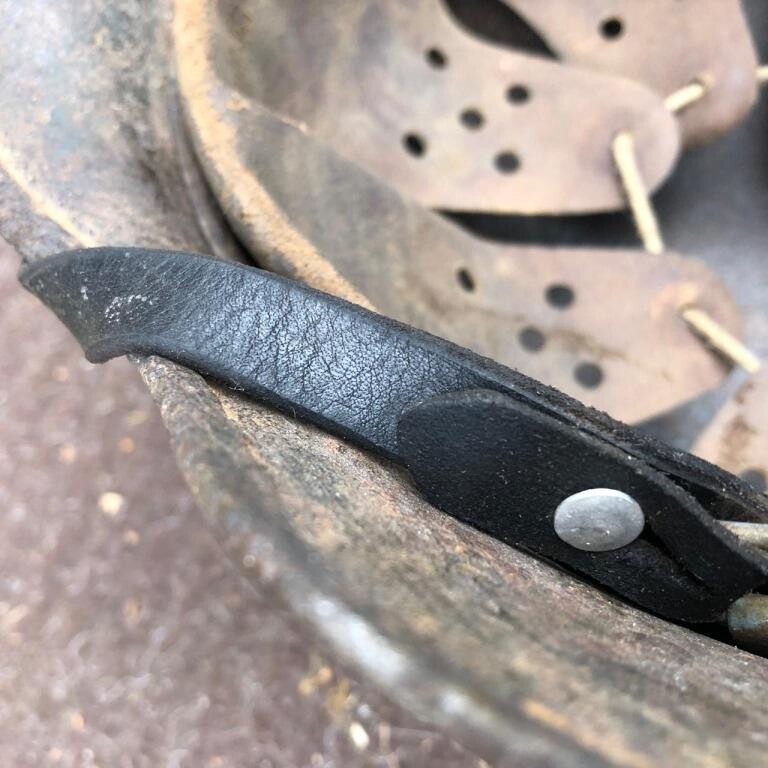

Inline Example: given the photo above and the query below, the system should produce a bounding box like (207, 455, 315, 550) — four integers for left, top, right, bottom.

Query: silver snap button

(554, 488, 645, 552)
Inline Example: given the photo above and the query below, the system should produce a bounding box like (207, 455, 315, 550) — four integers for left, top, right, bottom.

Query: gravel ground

(0, 245, 482, 768)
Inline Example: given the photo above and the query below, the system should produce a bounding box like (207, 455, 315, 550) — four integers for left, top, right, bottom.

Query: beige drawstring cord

(610, 67, 765, 373)
(664, 79, 709, 113)
(611, 131, 665, 255)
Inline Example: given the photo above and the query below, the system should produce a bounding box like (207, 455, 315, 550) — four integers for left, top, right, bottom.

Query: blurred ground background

(0, 243, 482, 767)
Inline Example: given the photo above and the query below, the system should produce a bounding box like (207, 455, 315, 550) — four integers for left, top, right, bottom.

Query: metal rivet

(720, 521, 768, 551)
(554, 489, 645, 552)
(727, 594, 768, 655)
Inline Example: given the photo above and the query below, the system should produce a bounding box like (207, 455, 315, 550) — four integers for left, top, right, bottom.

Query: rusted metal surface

(140, 353, 768, 768)
(694, 370, 768, 492)
(509, 0, 758, 146)
(0, 251, 481, 768)
(211, 0, 679, 214)
(2, 1, 768, 766)
(175, 0, 739, 424)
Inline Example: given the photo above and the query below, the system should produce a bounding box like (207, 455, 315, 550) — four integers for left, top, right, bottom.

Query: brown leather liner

(511, 0, 759, 146)
(174, 0, 737, 423)
(214, 0, 680, 214)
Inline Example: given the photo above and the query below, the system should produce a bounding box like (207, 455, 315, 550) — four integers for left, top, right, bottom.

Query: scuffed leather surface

(399, 390, 761, 622)
(20, 246, 768, 621)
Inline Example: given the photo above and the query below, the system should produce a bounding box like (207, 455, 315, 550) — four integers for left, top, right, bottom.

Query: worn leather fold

(20, 246, 768, 622)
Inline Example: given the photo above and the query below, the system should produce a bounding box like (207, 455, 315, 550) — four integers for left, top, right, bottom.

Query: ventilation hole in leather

(443, 0, 557, 59)
(495, 151, 520, 174)
(506, 85, 530, 104)
(457, 268, 476, 292)
(426, 47, 448, 68)
(574, 362, 604, 389)
(460, 108, 485, 129)
(740, 468, 767, 493)
(403, 133, 427, 157)
(545, 284, 575, 309)
(600, 18, 624, 40)
(519, 326, 545, 352)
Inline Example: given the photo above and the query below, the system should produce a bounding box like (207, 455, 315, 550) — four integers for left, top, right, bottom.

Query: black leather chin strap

(20, 247, 768, 622)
